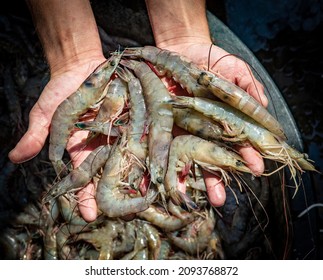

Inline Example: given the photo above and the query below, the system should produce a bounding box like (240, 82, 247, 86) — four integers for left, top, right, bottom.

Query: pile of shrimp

(42, 45, 317, 259)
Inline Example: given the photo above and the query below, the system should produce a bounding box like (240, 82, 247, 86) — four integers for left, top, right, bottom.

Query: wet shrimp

(165, 135, 252, 209)
(173, 96, 318, 194)
(173, 107, 243, 143)
(120, 59, 173, 205)
(123, 45, 286, 140)
(117, 67, 148, 191)
(169, 96, 316, 182)
(75, 220, 124, 260)
(75, 76, 128, 141)
(96, 138, 157, 218)
(136, 204, 195, 232)
(167, 208, 216, 256)
(43, 145, 111, 203)
(49, 52, 122, 177)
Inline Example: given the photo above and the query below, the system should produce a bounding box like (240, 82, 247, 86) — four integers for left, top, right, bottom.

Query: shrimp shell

(165, 135, 251, 208)
(49, 52, 122, 177)
(120, 58, 174, 204)
(117, 66, 148, 190)
(43, 145, 111, 203)
(96, 141, 157, 218)
(123, 46, 286, 140)
(170, 96, 316, 174)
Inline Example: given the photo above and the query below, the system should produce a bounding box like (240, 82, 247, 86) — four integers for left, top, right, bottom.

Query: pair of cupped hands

(9, 42, 266, 222)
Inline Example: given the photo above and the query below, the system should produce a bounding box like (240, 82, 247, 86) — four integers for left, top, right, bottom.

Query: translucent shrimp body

(167, 208, 216, 256)
(118, 67, 148, 190)
(49, 53, 122, 177)
(170, 96, 316, 174)
(43, 145, 111, 203)
(120, 59, 174, 203)
(96, 142, 157, 218)
(173, 107, 226, 142)
(123, 46, 286, 140)
(165, 135, 252, 208)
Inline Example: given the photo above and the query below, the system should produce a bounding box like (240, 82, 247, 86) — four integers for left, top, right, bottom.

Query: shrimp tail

(169, 190, 198, 211)
(166, 96, 190, 109)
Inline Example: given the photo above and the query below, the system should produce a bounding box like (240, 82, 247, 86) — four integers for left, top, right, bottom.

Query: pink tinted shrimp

(123, 46, 286, 140)
(120, 59, 173, 205)
(49, 52, 122, 177)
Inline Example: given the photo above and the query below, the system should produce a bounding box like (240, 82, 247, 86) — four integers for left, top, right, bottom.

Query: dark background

(1, 0, 322, 259)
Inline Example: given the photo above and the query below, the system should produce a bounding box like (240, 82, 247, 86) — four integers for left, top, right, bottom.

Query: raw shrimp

(117, 67, 148, 191)
(76, 77, 128, 141)
(75, 220, 124, 260)
(141, 222, 161, 260)
(136, 204, 195, 232)
(123, 46, 286, 140)
(43, 145, 111, 203)
(167, 208, 216, 256)
(49, 52, 122, 177)
(55, 196, 101, 259)
(96, 139, 157, 218)
(165, 135, 252, 208)
(120, 59, 173, 205)
(121, 228, 147, 260)
(122, 46, 211, 98)
(169, 96, 316, 179)
(173, 107, 242, 143)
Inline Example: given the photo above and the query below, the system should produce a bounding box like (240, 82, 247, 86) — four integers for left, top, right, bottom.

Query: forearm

(26, 0, 103, 75)
(145, 0, 211, 47)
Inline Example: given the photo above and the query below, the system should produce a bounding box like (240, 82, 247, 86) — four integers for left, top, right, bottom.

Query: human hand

(157, 41, 266, 207)
(9, 56, 107, 222)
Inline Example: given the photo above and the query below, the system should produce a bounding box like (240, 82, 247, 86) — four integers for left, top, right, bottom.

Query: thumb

(8, 102, 51, 163)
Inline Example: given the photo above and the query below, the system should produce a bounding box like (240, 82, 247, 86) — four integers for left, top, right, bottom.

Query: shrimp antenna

(207, 43, 213, 71)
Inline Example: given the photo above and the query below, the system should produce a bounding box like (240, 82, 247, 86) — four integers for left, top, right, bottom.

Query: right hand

(8, 54, 107, 222)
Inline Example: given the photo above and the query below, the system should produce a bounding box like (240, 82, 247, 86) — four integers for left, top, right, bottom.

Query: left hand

(157, 41, 266, 207)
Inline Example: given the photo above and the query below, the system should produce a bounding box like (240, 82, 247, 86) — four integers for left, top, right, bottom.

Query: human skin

(146, 0, 266, 207)
(9, 0, 265, 221)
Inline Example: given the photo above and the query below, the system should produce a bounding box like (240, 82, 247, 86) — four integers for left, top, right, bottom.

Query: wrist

(27, 0, 104, 75)
(146, 0, 211, 48)
(46, 43, 105, 77)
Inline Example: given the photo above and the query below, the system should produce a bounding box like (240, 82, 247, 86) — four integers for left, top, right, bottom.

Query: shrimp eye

(156, 177, 163, 184)
(110, 60, 116, 66)
(236, 160, 243, 166)
(197, 72, 209, 86)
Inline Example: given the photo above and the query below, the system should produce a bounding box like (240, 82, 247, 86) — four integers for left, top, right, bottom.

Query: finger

(8, 103, 51, 163)
(236, 70, 268, 107)
(236, 145, 264, 176)
(77, 181, 97, 222)
(202, 169, 226, 207)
